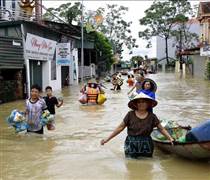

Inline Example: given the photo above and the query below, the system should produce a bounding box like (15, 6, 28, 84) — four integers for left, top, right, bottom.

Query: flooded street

(1, 72, 210, 180)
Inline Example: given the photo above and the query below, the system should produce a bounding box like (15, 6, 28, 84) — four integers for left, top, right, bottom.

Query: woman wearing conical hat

(101, 92, 174, 159)
(137, 78, 157, 99)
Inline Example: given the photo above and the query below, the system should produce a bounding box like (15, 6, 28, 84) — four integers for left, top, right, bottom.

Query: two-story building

(0, 0, 99, 103)
(197, 1, 210, 79)
(0, 20, 80, 103)
(156, 18, 200, 71)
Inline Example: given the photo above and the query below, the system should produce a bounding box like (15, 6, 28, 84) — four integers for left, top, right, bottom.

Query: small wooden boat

(151, 127, 210, 160)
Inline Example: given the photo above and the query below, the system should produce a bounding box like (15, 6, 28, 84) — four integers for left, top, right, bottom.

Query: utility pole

(179, 28, 183, 70)
(81, 0, 84, 83)
(35, 0, 42, 22)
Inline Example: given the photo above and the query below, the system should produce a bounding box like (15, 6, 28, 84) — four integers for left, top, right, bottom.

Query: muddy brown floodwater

(0, 72, 210, 180)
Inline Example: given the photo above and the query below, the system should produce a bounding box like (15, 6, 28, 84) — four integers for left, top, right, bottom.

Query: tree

(170, 3, 199, 69)
(171, 21, 199, 69)
(94, 32, 114, 71)
(139, 0, 194, 64)
(83, 8, 105, 34)
(44, 3, 138, 60)
(43, 2, 82, 25)
(130, 56, 144, 68)
(97, 4, 138, 57)
(43, 3, 103, 30)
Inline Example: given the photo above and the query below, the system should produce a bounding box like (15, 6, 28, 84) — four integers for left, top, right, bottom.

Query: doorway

(29, 60, 42, 89)
(61, 66, 70, 87)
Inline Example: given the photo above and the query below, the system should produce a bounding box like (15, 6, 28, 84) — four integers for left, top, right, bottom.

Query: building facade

(0, 20, 79, 102)
(0, 0, 22, 21)
(197, 1, 210, 79)
(0, 1, 98, 103)
(156, 19, 201, 67)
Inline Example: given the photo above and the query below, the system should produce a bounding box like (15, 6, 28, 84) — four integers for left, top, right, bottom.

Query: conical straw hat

(128, 92, 158, 110)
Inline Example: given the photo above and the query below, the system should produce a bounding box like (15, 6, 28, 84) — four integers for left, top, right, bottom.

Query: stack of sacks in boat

(158, 120, 186, 143)
(157, 120, 210, 143)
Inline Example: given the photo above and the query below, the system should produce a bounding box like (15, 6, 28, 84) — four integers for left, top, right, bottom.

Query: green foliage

(139, 0, 195, 64)
(43, 3, 137, 59)
(96, 4, 138, 56)
(205, 60, 210, 80)
(169, 1, 199, 54)
(186, 57, 193, 65)
(43, 2, 82, 25)
(130, 56, 144, 67)
(166, 60, 176, 67)
(139, 1, 177, 41)
(84, 7, 105, 32)
(171, 28, 199, 50)
(94, 32, 114, 71)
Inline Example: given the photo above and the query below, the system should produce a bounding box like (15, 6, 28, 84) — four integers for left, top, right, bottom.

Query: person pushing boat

(101, 92, 174, 159)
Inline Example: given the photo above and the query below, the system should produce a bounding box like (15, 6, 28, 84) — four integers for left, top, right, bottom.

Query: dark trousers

(116, 85, 121, 90)
(27, 126, 44, 134)
(124, 135, 154, 159)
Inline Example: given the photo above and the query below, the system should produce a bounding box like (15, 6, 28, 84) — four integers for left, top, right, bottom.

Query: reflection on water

(1, 72, 210, 179)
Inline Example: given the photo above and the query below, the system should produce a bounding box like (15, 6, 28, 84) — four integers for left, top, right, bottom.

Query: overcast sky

(42, 0, 199, 61)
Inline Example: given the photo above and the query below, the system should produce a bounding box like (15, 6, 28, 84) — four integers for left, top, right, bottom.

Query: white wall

(42, 60, 62, 92)
(50, 65, 62, 91)
(0, 0, 21, 20)
(191, 55, 207, 79)
(42, 61, 49, 91)
(5, 0, 20, 10)
(156, 21, 201, 65)
(156, 36, 175, 65)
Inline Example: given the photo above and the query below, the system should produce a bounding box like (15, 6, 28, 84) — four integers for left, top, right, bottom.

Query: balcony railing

(0, 7, 42, 22)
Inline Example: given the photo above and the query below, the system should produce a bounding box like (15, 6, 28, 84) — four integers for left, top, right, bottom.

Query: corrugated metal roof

(0, 36, 24, 69)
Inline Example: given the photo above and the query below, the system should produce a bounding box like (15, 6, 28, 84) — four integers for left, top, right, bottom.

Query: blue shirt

(189, 120, 210, 141)
(137, 89, 156, 99)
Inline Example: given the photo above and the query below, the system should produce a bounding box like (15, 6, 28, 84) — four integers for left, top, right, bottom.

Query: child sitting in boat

(101, 92, 174, 159)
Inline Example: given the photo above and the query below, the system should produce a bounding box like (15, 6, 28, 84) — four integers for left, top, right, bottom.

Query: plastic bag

(79, 94, 87, 104)
(40, 110, 54, 126)
(177, 136, 186, 143)
(6, 109, 28, 133)
(14, 121, 29, 133)
(97, 93, 107, 105)
(160, 119, 179, 128)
